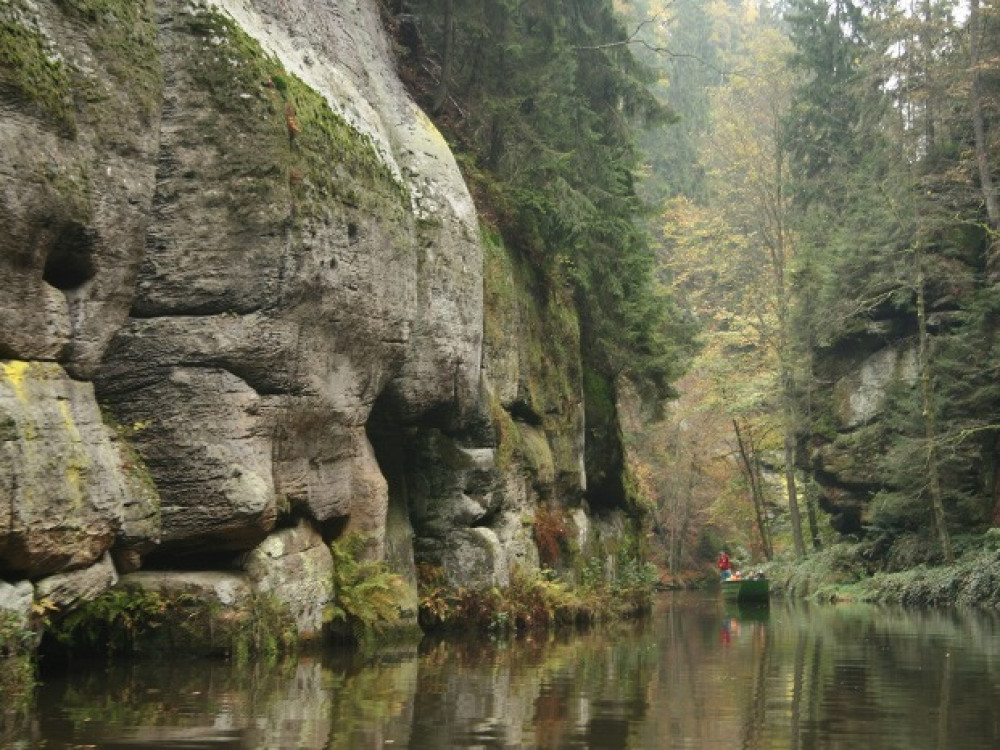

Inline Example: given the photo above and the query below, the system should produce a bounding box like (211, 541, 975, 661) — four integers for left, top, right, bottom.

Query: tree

(701, 20, 808, 556)
(733, 417, 775, 559)
(782, 0, 1000, 563)
(391, 0, 694, 402)
(969, 0, 1000, 265)
(658, 192, 793, 560)
(629, 0, 741, 204)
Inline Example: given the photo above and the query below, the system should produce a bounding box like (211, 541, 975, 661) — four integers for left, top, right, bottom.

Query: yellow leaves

(31, 597, 59, 617)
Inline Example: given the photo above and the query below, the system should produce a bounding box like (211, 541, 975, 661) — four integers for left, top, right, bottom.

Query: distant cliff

(0, 0, 638, 644)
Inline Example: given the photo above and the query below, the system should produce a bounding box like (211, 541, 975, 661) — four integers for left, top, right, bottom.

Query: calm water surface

(9, 593, 1000, 749)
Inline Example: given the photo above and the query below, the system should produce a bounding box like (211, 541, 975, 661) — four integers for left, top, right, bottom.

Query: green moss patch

(181, 8, 408, 222)
(1, 0, 161, 140)
(48, 585, 296, 660)
(57, 0, 161, 123)
(0, 3, 75, 134)
(483, 229, 583, 480)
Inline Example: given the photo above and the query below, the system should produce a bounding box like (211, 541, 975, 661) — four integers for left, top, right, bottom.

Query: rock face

(0, 0, 631, 644)
(92, 0, 483, 561)
(0, 361, 156, 577)
(241, 520, 334, 640)
(807, 328, 920, 534)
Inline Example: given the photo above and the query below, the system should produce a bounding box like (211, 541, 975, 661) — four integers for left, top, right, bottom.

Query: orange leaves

(285, 102, 300, 140)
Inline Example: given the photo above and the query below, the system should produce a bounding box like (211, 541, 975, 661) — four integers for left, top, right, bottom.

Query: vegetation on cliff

(383, 0, 697, 494)
(183, 8, 408, 224)
(417, 557, 658, 634)
(764, 529, 1000, 608)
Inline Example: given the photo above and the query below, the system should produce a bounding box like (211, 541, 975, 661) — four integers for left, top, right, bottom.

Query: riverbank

(762, 529, 1000, 608)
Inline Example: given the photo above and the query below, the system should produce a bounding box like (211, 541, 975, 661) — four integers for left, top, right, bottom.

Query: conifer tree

(390, 0, 695, 402)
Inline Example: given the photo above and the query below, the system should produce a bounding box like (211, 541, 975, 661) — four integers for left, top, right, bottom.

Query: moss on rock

(0, 2, 75, 133)
(180, 7, 408, 224)
(0, 0, 161, 138)
(482, 228, 583, 485)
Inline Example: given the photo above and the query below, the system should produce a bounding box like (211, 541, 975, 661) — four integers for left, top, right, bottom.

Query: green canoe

(721, 577, 769, 604)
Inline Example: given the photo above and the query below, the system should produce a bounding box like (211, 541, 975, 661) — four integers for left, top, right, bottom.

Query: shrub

(47, 586, 296, 660)
(0, 611, 36, 722)
(534, 505, 568, 567)
(329, 534, 406, 646)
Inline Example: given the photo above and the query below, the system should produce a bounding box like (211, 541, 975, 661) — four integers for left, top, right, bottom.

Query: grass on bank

(763, 529, 1000, 608)
(417, 556, 659, 635)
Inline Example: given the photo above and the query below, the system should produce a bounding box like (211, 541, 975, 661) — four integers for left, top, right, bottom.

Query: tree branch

(572, 14, 740, 78)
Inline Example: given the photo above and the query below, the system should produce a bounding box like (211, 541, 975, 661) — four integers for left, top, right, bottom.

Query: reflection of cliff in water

(408, 628, 659, 750)
(12, 595, 1000, 749)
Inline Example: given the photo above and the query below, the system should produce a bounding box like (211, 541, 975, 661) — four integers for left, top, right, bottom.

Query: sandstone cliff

(0, 0, 630, 642)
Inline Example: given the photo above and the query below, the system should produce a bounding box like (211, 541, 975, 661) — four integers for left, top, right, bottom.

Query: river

(10, 592, 1000, 748)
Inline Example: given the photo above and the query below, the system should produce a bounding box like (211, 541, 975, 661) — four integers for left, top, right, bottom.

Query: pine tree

(389, 0, 695, 402)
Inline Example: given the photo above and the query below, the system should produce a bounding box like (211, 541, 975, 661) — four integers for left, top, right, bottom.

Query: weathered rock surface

(0, 579, 34, 631)
(116, 570, 255, 655)
(0, 361, 156, 578)
(35, 552, 118, 612)
(809, 333, 921, 534)
(0, 0, 162, 375)
(2, 0, 481, 572)
(91, 0, 483, 559)
(831, 344, 917, 429)
(242, 520, 334, 640)
(0, 0, 628, 645)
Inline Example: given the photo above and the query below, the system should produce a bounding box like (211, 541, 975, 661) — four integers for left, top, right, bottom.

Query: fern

(330, 534, 405, 645)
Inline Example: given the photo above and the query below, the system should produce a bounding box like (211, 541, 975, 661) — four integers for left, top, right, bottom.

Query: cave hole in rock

(42, 221, 97, 291)
(366, 388, 410, 518)
(507, 398, 542, 426)
(366, 387, 446, 578)
(141, 546, 248, 571)
(318, 514, 349, 542)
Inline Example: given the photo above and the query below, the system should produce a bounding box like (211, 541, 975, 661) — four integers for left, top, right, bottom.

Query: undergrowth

(417, 556, 658, 636)
(0, 611, 36, 734)
(329, 533, 407, 648)
(47, 585, 296, 661)
(765, 530, 1000, 608)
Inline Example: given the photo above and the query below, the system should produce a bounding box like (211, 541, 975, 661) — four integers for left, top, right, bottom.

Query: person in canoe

(717, 550, 733, 580)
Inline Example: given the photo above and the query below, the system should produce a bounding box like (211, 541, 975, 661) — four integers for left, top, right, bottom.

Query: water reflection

(11, 594, 1000, 749)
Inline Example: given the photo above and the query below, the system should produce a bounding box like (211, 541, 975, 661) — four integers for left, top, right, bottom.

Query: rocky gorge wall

(805, 305, 996, 544)
(0, 0, 632, 646)
(806, 322, 920, 536)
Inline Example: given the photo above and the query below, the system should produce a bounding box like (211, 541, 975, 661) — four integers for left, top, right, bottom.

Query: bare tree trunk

(752, 450, 774, 560)
(801, 344, 823, 551)
(916, 263, 954, 563)
(769, 138, 805, 558)
(805, 478, 822, 551)
(668, 491, 678, 576)
(431, 0, 455, 115)
(921, 0, 937, 151)
(782, 378, 805, 557)
(733, 419, 773, 560)
(777, 269, 805, 557)
(969, 0, 1000, 255)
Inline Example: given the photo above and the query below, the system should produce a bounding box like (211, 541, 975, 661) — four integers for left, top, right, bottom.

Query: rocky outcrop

(241, 520, 334, 639)
(0, 0, 631, 647)
(0, 361, 157, 577)
(114, 570, 256, 655)
(807, 327, 920, 534)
